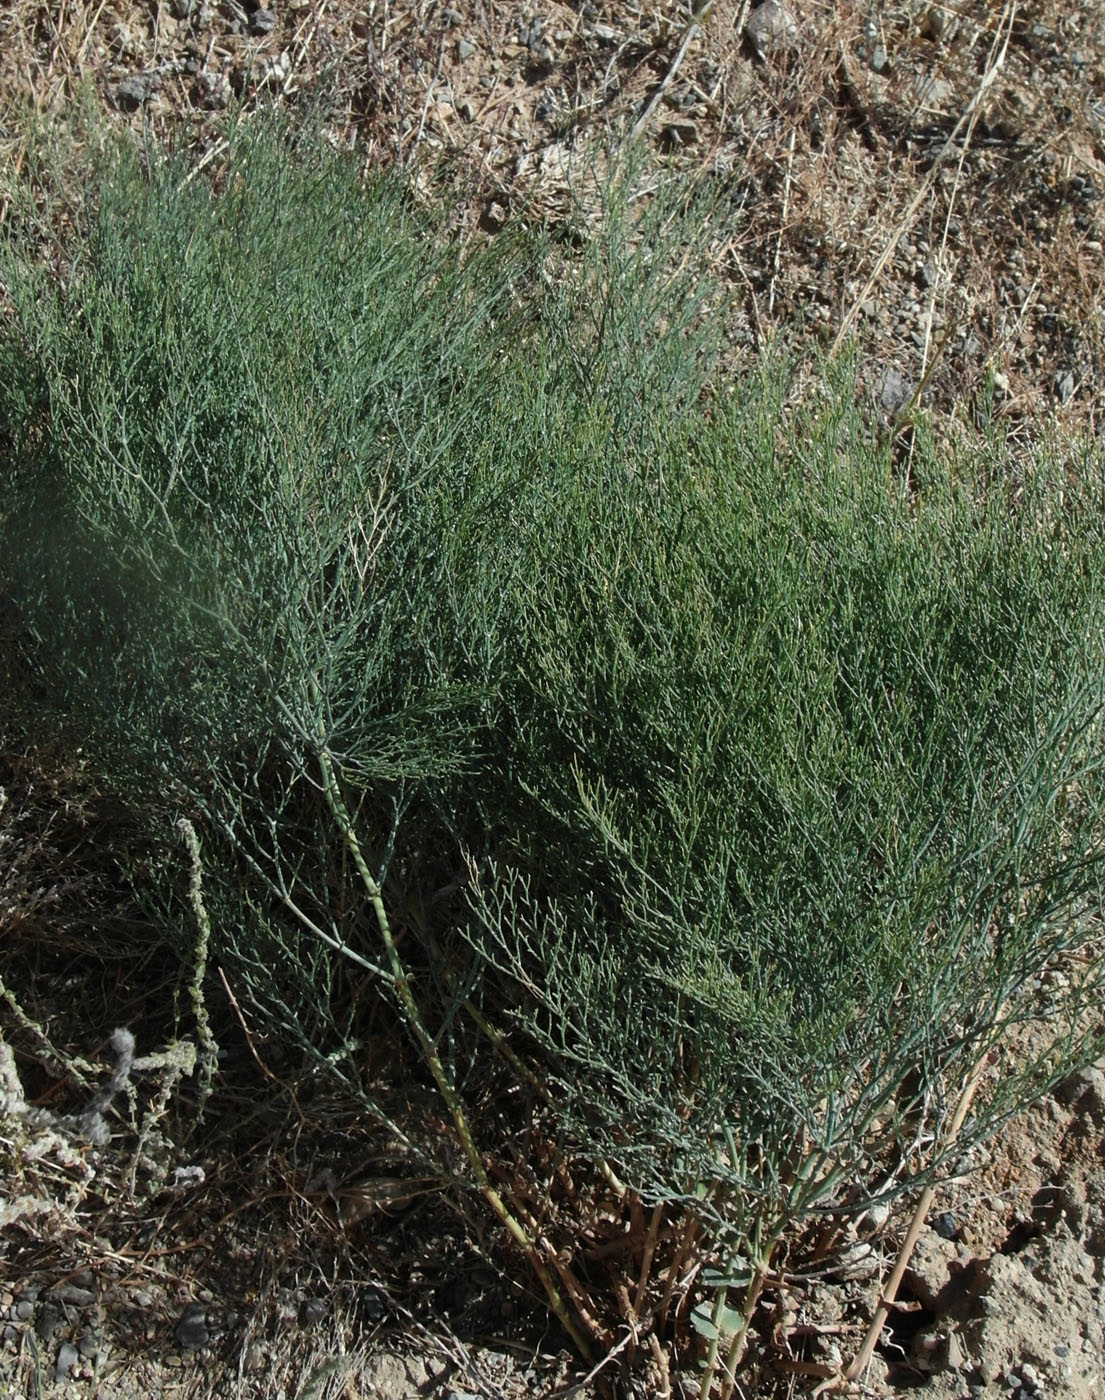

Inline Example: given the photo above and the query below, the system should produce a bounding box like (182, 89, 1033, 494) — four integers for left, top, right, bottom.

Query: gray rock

(879, 366, 913, 415)
(78, 1332, 101, 1358)
(457, 38, 476, 60)
(14, 1300, 34, 1321)
(300, 1298, 328, 1328)
(745, 0, 798, 56)
(1057, 1064, 1105, 1118)
(116, 74, 160, 107)
(903, 1229, 958, 1308)
(55, 1342, 79, 1381)
(36, 1305, 61, 1343)
(479, 199, 508, 233)
(53, 1283, 96, 1307)
(932, 1210, 959, 1240)
(176, 1303, 209, 1350)
(869, 42, 889, 74)
(250, 8, 276, 35)
(910, 72, 955, 110)
(197, 71, 231, 109)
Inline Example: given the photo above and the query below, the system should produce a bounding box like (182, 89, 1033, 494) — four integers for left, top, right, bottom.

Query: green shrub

(3, 118, 1105, 1388)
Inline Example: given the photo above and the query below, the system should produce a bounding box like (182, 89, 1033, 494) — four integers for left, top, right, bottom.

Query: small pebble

(457, 38, 475, 60)
(300, 1298, 328, 1328)
(14, 1301, 34, 1322)
(250, 8, 276, 34)
(116, 74, 158, 107)
(54, 1284, 96, 1307)
(56, 1342, 79, 1382)
(176, 1303, 209, 1350)
(745, 0, 799, 56)
(36, 1305, 61, 1343)
(932, 1210, 959, 1240)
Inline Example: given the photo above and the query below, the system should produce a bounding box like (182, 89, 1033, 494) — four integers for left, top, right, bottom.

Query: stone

(300, 1297, 327, 1328)
(36, 1305, 61, 1343)
(479, 199, 508, 233)
(903, 1229, 958, 1308)
(1057, 1065, 1105, 1119)
(56, 1342, 79, 1381)
(53, 1284, 96, 1307)
(745, 0, 798, 56)
(175, 1303, 209, 1350)
(878, 366, 913, 415)
(116, 74, 159, 108)
(932, 1210, 959, 1240)
(250, 8, 277, 34)
(457, 38, 475, 60)
(197, 72, 231, 109)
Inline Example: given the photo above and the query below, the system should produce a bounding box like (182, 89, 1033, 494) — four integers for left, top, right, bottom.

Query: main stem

(315, 737, 593, 1360)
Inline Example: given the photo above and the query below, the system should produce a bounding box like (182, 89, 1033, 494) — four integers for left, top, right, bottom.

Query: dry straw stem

(842, 1050, 992, 1386)
(831, 0, 1018, 357)
(630, 0, 733, 141)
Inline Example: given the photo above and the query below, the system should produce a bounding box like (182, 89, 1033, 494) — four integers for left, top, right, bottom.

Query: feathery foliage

(3, 117, 1105, 1385)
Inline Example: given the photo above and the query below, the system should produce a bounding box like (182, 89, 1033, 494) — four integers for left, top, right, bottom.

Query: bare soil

(3, 3, 1105, 1397)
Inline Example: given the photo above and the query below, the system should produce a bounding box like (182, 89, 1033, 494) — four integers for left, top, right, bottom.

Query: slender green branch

(314, 730, 593, 1359)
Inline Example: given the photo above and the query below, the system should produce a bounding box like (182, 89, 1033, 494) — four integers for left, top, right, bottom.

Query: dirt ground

(3, 2, 1105, 1397)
